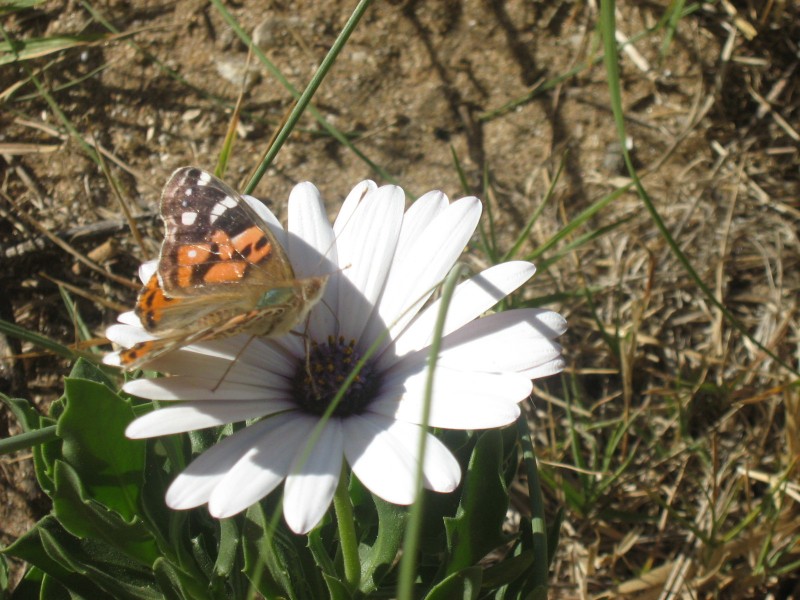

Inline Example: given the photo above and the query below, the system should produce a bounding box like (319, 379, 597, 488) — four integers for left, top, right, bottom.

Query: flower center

(292, 336, 380, 417)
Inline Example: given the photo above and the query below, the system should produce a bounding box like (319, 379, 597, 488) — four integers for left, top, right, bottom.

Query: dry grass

(1, 0, 799, 597)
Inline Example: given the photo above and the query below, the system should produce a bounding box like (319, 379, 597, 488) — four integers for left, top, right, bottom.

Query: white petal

(438, 337, 562, 371)
(146, 336, 298, 379)
(365, 196, 482, 349)
(385, 262, 538, 363)
(393, 190, 448, 259)
(208, 414, 316, 518)
(242, 194, 292, 254)
(118, 311, 142, 327)
(123, 377, 290, 401)
(243, 194, 280, 226)
(287, 182, 336, 272)
(138, 261, 157, 284)
(102, 352, 122, 367)
(391, 309, 565, 375)
(125, 401, 284, 437)
(283, 419, 343, 533)
(335, 185, 405, 342)
(343, 415, 460, 503)
(166, 419, 278, 510)
(373, 394, 521, 430)
(373, 368, 529, 429)
(442, 307, 568, 341)
(333, 180, 377, 237)
(520, 357, 566, 379)
(105, 323, 154, 347)
(287, 182, 340, 338)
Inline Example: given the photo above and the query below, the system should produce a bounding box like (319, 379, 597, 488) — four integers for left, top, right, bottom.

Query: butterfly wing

(119, 304, 291, 370)
(157, 167, 296, 299)
(134, 273, 250, 334)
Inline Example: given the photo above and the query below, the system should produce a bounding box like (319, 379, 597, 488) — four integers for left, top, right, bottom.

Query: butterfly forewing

(157, 167, 296, 298)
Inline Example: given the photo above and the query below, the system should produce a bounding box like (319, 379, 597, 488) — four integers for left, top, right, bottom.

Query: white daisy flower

(105, 181, 566, 534)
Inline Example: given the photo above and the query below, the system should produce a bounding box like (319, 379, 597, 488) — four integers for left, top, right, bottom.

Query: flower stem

(333, 466, 360, 591)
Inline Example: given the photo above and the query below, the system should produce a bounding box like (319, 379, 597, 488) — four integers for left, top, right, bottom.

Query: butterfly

(118, 167, 328, 369)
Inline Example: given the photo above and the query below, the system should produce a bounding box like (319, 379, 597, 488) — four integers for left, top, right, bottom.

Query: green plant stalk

(516, 415, 549, 591)
(333, 465, 360, 591)
(0, 426, 57, 455)
(599, 0, 799, 378)
(242, 0, 373, 192)
(396, 263, 465, 600)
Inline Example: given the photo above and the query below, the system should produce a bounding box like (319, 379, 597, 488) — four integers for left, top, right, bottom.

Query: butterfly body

(119, 167, 327, 369)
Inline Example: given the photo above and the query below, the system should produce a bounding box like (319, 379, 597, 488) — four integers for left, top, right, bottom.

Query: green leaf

(358, 496, 406, 594)
(242, 502, 318, 600)
(52, 460, 158, 566)
(546, 508, 563, 568)
(480, 550, 534, 589)
(59, 363, 144, 520)
(153, 556, 213, 600)
(444, 430, 509, 575)
(39, 575, 72, 600)
(424, 567, 482, 600)
(10, 565, 45, 599)
(321, 573, 353, 600)
(2, 516, 125, 599)
(37, 523, 161, 599)
(0, 392, 63, 497)
(67, 357, 116, 389)
(138, 438, 184, 556)
(0, 393, 40, 433)
(213, 518, 239, 581)
(0, 552, 7, 593)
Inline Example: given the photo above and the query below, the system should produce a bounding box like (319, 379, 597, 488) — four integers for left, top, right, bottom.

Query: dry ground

(1, 0, 799, 597)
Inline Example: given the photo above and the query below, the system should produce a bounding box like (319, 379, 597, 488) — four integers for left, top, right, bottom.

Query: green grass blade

(208, 0, 395, 194)
(516, 415, 549, 594)
(58, 287, 93, 345)
(0, 0, 45, 14)
(526, 182, 632, 263)
(599, 0, 799, 378)
(0, 25, 100, 163)
(397, 264, 465, 600)
(0, 33, 111, 65)
(659, 0, 686, 60)
(0, 318, 79, 361)
(502, 154, 565, 262)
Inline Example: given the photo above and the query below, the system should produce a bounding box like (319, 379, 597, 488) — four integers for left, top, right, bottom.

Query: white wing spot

(198, 171, 212, 185)
(222, 196, 237, 208)
(181, 212, 198, 226)
(185, 188, 193, 196)
(209, 213, 219, 224)
(187, 249, 198, 259)
(211, 203, 227, 217)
